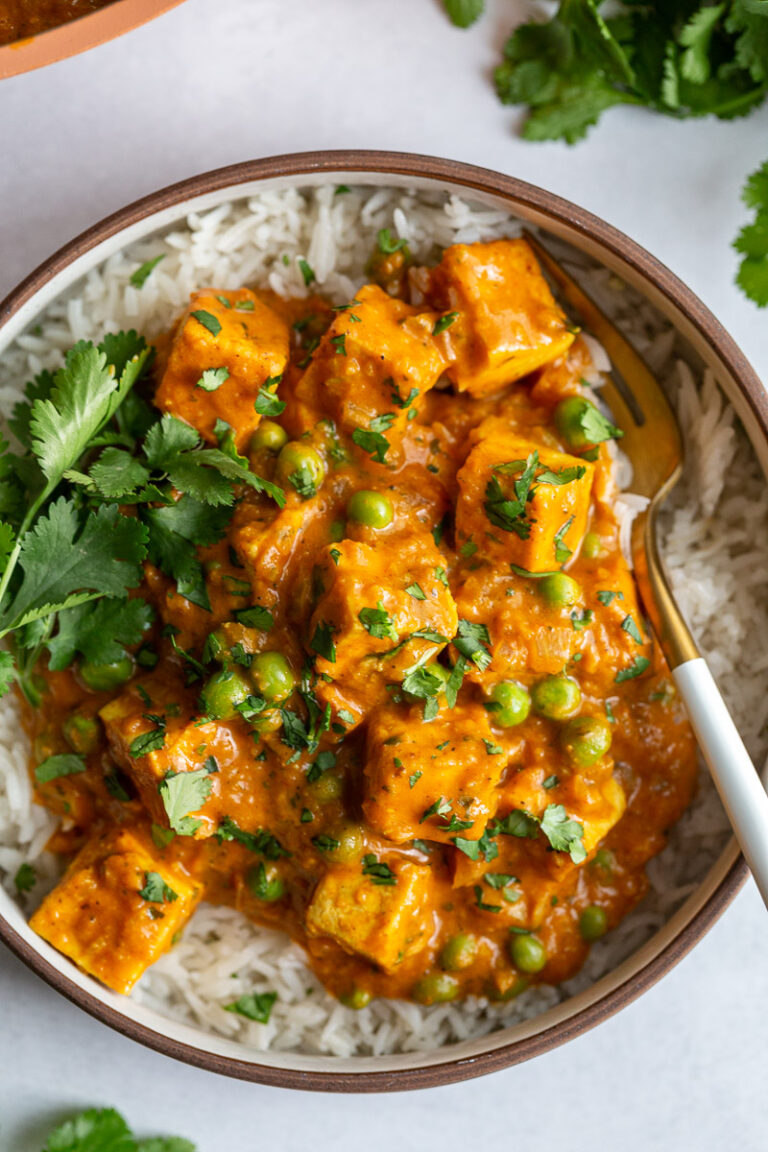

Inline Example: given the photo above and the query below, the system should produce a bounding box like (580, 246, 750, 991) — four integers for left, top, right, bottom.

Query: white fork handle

(674, 658, 768, 908)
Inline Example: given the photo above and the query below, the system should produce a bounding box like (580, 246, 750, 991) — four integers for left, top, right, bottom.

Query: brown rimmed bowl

(0, 0, 187, 80)
(0, 151, 762, 1092)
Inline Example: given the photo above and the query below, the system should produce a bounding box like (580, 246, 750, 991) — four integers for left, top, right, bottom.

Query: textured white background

(0, 1, 767, 1148)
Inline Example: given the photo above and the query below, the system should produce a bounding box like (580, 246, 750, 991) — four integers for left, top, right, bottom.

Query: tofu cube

(29, 825, 201, 993)
(305, 860, 433, 971)
(429, 239, 575, 397)
(155, 287, 290, 449)
(456, 426, 594, 572)
(100, 680, 272, 839)
(308, 535, 458, 724)
(364, 700, 514, 844)
(294, 284, 449, 458)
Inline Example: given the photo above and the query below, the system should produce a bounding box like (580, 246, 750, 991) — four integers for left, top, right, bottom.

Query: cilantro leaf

(88, 448, 151, 498)
(224, 991, 277, 1023)
(47, 596, 153, 671)
(362, 853, 397, 885)
(30, 341, 149, 492)
(615, 655, 651, 682)
(453, 618, 492, 670)
(484, 452, 538, 538)
(14, 862, 36, 893)
(735, 157, 768, 306)
(142, 496, 231, 611)
(540, 802, 587, 863)
(254, 380, 286, 416)
(310, 620, 336, 663)
(352, 424, 391, 464)
(159, 768, 213, 835)
(196, 367, 229, 392)
(130, 254, 165, 288)
(444, 0, 484, 29)
(359, 602, 398, 641)
(43, 1107, 136, 1152)
(377, 229, 408, 254)
(138, 871, 179, 903)
(34, 753, 87, 783)
(0, 501, 147, 638)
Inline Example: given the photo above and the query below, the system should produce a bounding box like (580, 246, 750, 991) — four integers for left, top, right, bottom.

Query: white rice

(1, 185, 766, 1057)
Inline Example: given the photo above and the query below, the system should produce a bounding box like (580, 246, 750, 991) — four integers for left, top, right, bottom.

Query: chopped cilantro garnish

(406, 582, 426, 600)
(159, 767, 212, 836)
(615, 655, 651, 682)
(191, 309, 222, 338)
(621, 614, 644, 644)
(138, 871, 178, 904)
(235, 605, 274, 631)
(14, 862, 36, 893)
(362, 853, 397, 885)
(409, 769, 422, 788)
(433, 311, 459, 335)
(359, 602, 398, 641)
(597, 590, 623, 606)
(196, 367, 229, 392)
(310, 621, 336, 663)
(34, 753, 87, 783)
(254, 378, 286, 417)
(554, 517, 575, 564)
(312, 834, 340, 852)
(225, 991, 277, 1023)
(570, 608, 594, 631)
(474, 884, 501, 913)
(377, 228, 408, 254)
(130, 254, 165, 288)
(453, 619, 492, 670)
(298, 258, 315, 286)
(484, 452, 538, 538)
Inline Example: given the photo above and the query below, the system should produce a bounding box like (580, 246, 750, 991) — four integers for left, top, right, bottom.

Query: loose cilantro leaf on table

(443, 0, 484, 30)
(130, 254, 166, 288)
(735, 158, 768, 306)
(40, 1105, 196, 1152)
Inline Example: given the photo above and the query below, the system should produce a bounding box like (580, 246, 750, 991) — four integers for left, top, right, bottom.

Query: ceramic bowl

(0, 0, 187, 79)
(0, 151, 763, 1092)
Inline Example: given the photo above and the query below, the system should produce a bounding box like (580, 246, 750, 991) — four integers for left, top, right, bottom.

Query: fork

(526, 231, 768, 909)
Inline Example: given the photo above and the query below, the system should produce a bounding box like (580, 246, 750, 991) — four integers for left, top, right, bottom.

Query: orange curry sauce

(25, 238, 697, 1008)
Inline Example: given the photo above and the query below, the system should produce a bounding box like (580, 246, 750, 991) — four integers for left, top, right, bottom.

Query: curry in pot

(25, 238, 697, 1008)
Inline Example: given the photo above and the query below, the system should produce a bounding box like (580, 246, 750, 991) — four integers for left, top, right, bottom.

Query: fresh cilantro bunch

(41, 1105, 195, 1151)
(493, 1, 768, 144)
(443, 0, 768, 305)
(0, 332, 284, 702)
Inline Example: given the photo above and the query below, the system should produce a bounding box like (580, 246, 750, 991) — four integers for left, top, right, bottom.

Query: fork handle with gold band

(673, 659, 768, 906)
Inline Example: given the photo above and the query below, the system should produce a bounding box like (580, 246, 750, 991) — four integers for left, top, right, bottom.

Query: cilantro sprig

(0, 334, 286, 700)
(39, 1105, 195, 1151)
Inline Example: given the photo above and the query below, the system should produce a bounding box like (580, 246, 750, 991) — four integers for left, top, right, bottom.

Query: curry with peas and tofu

(24, 236, 697, 1009)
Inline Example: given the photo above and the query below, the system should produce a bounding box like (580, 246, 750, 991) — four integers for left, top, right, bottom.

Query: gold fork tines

(524, 230, 698, 667)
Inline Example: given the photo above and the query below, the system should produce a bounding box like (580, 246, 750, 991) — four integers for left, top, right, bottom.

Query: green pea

(62, 713, 101, 756)
(488, 976, 530, 1002)
(250, 421, 288, 453)
(560, 715, 612, 767)
(579, 904, 608, 942)
(247, 862, 285, 902)
(531, 674, 581, 721)
(489, 681, 531, 727)
(79, 656, 133, 692)
(203, 558, 224, 575)
(440, 932, 478, 972)
(412, 972, 460, 1005)
(581, 532, 603, 559)
(509, 932, 547, 973)
(332, 823, 365, 863)
(340, 986, 372, 1010)
(312, 772, 343, 802)
(276, 441, 326, 492)
(554, 396, 602, 453)
(347, 489, 393, 529)
(250, 651, 296, 704)
(199, 667, 251, 720)
(329, 519, 346, 542)
(593, 847, 615, 874)
(539, 573, 581, 607)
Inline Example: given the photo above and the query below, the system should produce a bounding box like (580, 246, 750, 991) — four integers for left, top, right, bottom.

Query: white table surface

(1, 1, 767, 1147)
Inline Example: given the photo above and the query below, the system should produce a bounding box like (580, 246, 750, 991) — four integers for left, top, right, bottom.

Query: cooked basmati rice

(0, 185, 765, 1057)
